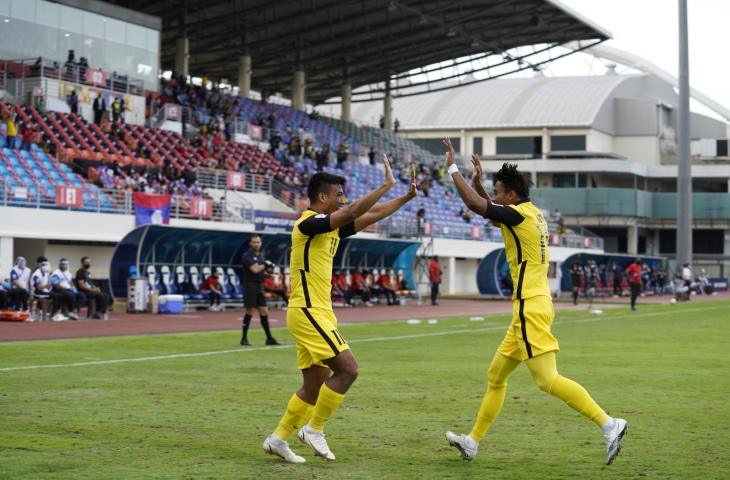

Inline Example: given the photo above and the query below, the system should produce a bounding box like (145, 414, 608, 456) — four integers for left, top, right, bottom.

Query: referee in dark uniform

(240, 235, 280, 346)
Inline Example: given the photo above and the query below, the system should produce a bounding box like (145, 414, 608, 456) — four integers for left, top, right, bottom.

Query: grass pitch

(1, 300, 729, 479)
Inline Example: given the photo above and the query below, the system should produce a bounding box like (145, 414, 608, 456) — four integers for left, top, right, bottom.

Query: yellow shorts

(287, 307, 350, 370)
(497, 295, 559, 361)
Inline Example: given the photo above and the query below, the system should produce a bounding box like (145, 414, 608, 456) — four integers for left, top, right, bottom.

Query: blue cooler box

(158, 295, 184, 314)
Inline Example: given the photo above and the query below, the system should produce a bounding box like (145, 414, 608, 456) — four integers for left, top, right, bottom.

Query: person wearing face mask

(75, 256, 111, 319)
(0, 261, 8, 310)
(30, 256, 57, 321)
(51, 258, 84, 320)
(9, 256, 31, 311)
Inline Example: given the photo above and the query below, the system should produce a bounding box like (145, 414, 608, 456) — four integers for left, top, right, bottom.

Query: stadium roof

(105, 0, 610, 103)
(349, 74, 635, 129)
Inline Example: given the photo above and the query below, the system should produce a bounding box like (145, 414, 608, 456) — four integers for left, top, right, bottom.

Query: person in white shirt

(0, 262, 8, 310)
(31, 256, 62, 321)
(681, 263, 693, 300)
(51, 258, 84, 320)
(9, 256, 31, 311)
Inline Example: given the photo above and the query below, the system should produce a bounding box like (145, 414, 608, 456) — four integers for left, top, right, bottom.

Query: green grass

(1, 300, 729, 480)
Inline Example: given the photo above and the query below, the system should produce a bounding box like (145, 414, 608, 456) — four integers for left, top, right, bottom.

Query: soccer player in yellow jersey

(263, 154, 418, 463)
(441, 138, 628, 466)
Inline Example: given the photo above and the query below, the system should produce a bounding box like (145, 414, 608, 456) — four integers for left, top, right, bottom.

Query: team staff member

(240, 235, 279, 346)
(51, 258, 84, 320)
(75, 256, 111, 319)
(441, 138, 627, 466)
(625, 259, 642, 311)
(428, 256, 442, 306)
(569, 257, 584, 305)
(263, 157, 417, 463)
(9, 256, 31, 311)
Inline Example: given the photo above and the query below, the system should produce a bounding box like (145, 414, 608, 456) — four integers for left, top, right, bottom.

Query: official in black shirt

(75, 256, 111, 319)
(569, 257, 584, 306)
(240, 235, 279, 346)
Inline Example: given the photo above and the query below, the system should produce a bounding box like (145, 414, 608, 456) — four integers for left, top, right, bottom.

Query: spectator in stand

(379, 114, 385, 129)
(625, 258, 642, 311)
(416, 205, 426, 235)
(119, 96, 126, 123)
(393, 118, 400, 132)
(31, 257, 54, 319)
(351, 267, 372, 306)
(429, 256, 442, 306)
(111, 97, 122, 122)
(201, 271, 223, 311)
(336, 142, 349, 169)
(75, 256, 111, 319)
(378, 268, 398, 305)
(315, 144, 330, 171)
(428, 255, 443, 305)
(20, 123, 35, 151)
(93, 93, 107, 126)
(459, 207, 473, 224)
(368, 146, 376, 166)
(419, 177, 431, 198)
(9, 256, 31, 311)
(67, 89, 79, 115)
(611, 261, 623, 297)
(51, 258, 84, 320)
(4, 111, 17, 149)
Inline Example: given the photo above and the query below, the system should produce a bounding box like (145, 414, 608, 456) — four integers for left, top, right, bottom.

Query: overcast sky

(555, 0, 729, 111)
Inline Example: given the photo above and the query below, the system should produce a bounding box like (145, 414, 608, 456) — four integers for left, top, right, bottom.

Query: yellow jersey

(488, 200, 550, 300)
(288, 209, 356, 309)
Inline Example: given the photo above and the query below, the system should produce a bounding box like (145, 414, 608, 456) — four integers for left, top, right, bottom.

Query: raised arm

(329, 153, 396, 229)
(354, 165, 418, 232)
(470, 154, 490, 201)
(444, 137, 488, 215)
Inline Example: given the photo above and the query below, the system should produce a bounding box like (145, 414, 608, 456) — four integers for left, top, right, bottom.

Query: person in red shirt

(429, 256, 442, 306)
(624, 259, 642, 311)
(201, 272, 223, 311)
(351, 268, 371, 306)
(20, 124, 35, 151)
(378, 268, 398, 305)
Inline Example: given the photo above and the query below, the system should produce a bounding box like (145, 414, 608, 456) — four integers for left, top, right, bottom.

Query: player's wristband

(447, 164, 459, 176)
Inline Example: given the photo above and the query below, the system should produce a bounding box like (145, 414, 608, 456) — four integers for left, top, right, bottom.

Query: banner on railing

(190, 197, 212, 218)
(470, 225, 483, 240)
(55, 186, 84, 207)
(133, 193, 171, 226)
(166, 104, 181, 121)
(85, 68, 106, 86)
(13, 187, 28, 200)
(226, 171, 246, 189)
(247, 124, 263, 140)
(550, 233, 560, 246)
(423, 221, 432, 236)
(582, 236, 592, 248)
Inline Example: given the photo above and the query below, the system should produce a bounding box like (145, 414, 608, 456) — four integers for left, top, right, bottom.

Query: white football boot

(298, 425, 336, 460)
(262, 434, 306, 464)
(603, 418, 628, 465)
(445, 431, 478, 461)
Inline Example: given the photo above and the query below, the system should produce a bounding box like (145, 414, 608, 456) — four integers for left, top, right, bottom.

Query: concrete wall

(613, 136, 660, 165)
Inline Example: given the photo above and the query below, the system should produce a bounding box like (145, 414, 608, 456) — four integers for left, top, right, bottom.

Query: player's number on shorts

(331, 329, 345, 346)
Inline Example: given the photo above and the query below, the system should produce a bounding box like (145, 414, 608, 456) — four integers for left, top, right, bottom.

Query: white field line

(0, 305, 724, 373)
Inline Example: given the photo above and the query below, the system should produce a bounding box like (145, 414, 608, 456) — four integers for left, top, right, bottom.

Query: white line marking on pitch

(0, 304, 723, 373)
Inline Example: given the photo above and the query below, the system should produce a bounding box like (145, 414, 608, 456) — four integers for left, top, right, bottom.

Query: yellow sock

(273, 393, 314, 441)
(468, 352, 521, 442)
(526, 352, 608, 427)
(308, 383, 345, 431)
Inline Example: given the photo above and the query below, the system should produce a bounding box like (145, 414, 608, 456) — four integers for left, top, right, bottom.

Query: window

(472, 136, 483, 156)
(551, 135, 586, 151)
(660, 229, 724, 254)
(717, 139, 728, 157)
(496, 136, 541, 155)
(412, 138, 459, 155)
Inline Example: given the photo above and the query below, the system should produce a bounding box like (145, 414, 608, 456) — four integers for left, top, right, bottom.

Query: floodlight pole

(676, 0, 692, 268)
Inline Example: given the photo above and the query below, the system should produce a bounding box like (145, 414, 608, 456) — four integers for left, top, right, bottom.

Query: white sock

(601, 417, 616, 435)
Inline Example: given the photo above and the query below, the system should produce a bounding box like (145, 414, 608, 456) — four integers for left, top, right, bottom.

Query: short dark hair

(81, 256, 90, 263)
(37, 256, 48, 263)
(249, 235, 261, 243)
(494, 163, 532, 199)
(307, 172, 346, 203)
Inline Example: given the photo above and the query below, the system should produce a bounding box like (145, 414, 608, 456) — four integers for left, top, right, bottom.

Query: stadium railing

(2, 57, 145, 96)
(0, 178, 255, 223)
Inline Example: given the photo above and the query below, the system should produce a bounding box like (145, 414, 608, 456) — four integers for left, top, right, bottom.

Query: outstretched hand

(470, 154, 482, 182)
(382, 153, 396, 187)
(406, 165, 418, 199)
(442, 137, 455, 166)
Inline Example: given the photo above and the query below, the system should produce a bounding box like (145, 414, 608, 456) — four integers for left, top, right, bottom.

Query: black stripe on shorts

(301, 308, 340, 356)
(518, 299, 534, 359)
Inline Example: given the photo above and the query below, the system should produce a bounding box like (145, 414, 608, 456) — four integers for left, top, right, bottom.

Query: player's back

(289, 209, 342, 310)
(500, 201, 550, 300)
